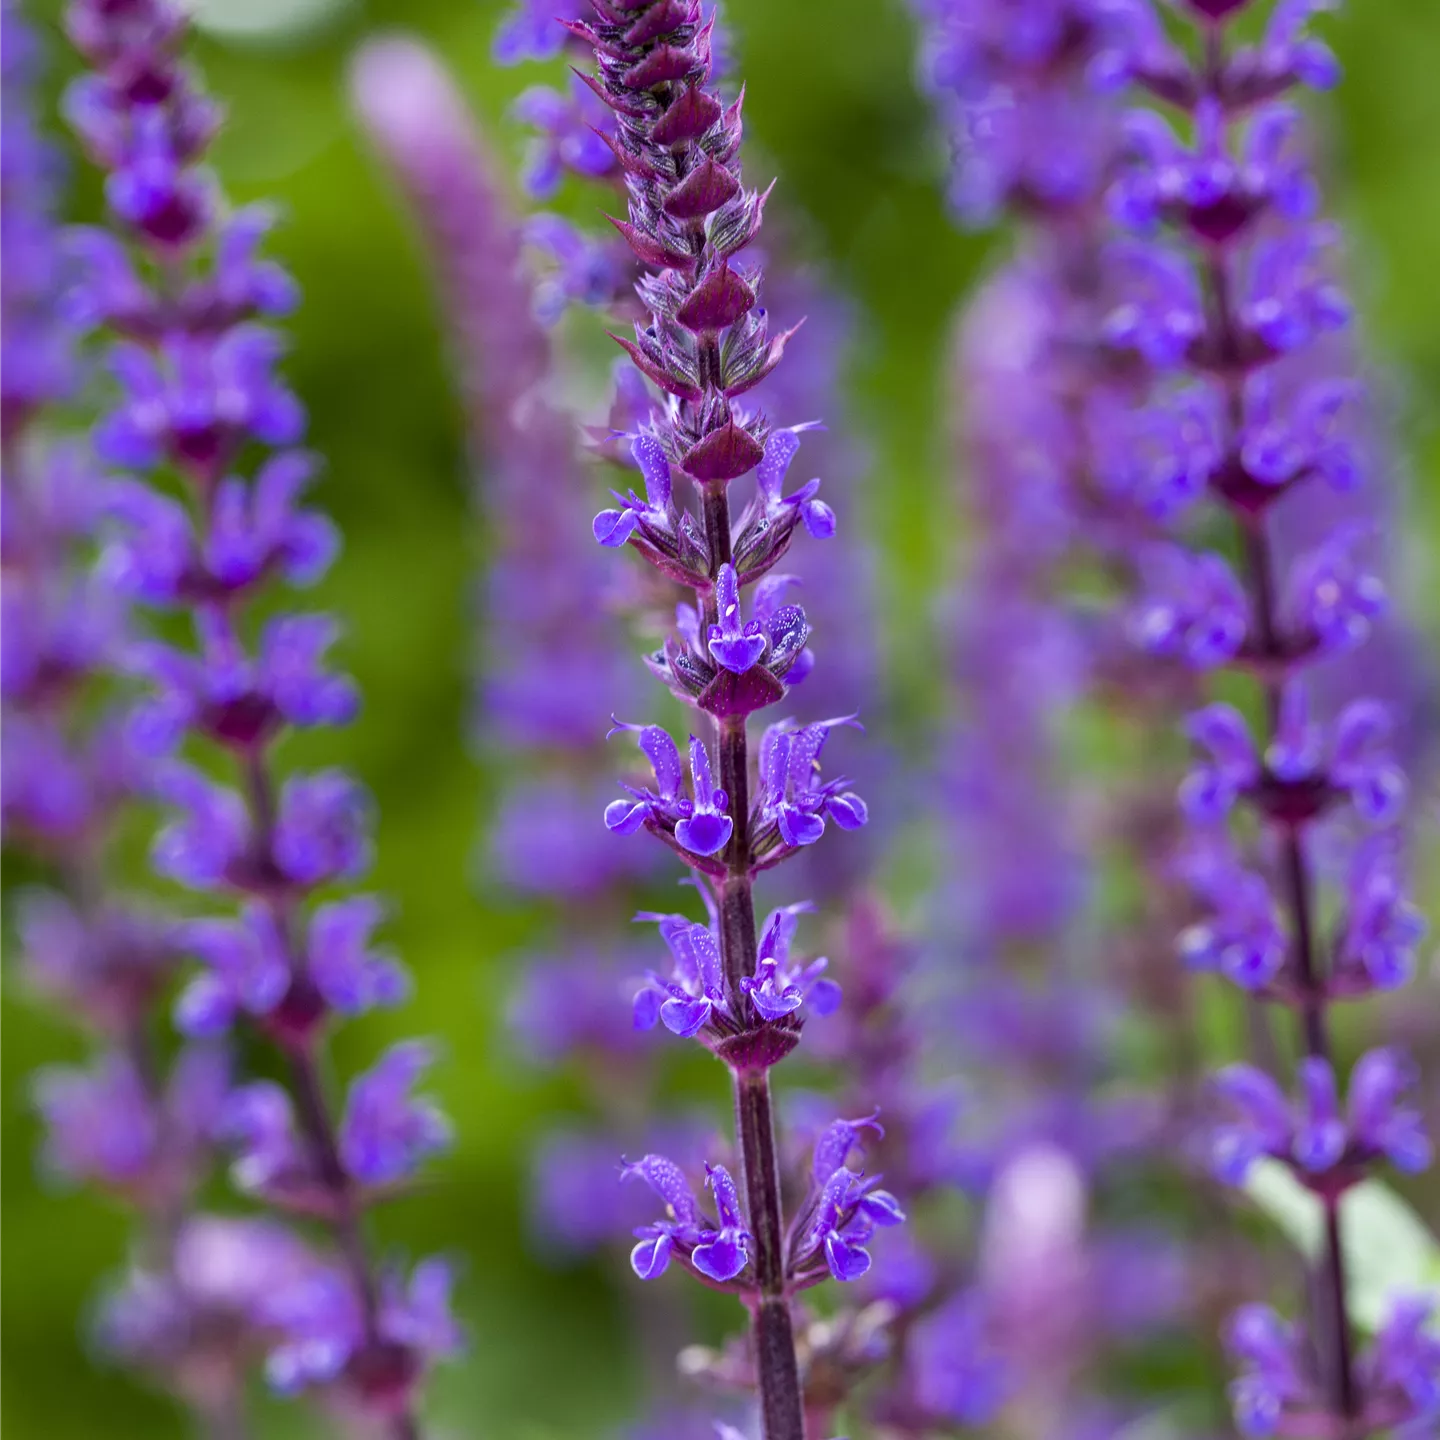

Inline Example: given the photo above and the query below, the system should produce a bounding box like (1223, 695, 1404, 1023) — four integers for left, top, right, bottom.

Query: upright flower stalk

(62, 2, 456, 1430)
(571, 5, 889, 1435)
(1100, 2, 1436, 1432)
(3, 7, 241, 1427)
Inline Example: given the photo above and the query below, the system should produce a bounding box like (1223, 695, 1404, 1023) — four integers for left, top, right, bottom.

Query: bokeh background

(5, 0, 1440, 1436)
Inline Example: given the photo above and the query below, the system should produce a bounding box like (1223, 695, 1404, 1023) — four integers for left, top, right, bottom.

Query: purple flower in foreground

(624, 1154, 752, 1283)
(570, 0, 880, 1426)
(605, 721, 733, 859)
(632, 897, 841, 1044)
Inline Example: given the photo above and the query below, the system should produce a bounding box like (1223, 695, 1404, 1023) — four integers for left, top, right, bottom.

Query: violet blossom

(565, 4, 889, 1436)
(1094, 0, 1437, 1432)
(62, 3, 457, 1429)
(1, 5, 259, 1425)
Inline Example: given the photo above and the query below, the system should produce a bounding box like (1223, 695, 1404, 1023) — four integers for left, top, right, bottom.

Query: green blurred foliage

(4, 0, 1440, 1436)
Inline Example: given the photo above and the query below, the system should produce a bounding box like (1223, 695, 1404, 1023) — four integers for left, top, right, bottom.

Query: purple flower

(523, 213, 629, 324)
(756, 715, 868, 852)
(623, 1154, 751, 1283)
(1358, 1296, 1440, 1434)
(739, 903, 842, 1023)
(151, 763, 373, 893)
(1133, 545, 1248, 666)
(101, 453, 339, 606)
(123, 612, 358, 756)
(708, 564, 769, 674)
(605, 721, 733, 859)
(97, 1214, 323, 1382)
(493, 0, 587, 65)
(338, 1042, 452, 1188)
(94, 328, 304, 473)
(789, 1118, 905, 1284)
(633, 902, 727, 1039)
(260, 1255, 460, 1402)
(63, 7, 454, 1423)
(17, 889, 181, 1032)
(176, 894, 407, 1038)
(1177, 837, 1288, 991)
(1225, 1305, 1312, 1437)
(1180, 690, 1406, 827)
(531, 1121, 713, 1252)
(1210, 1049, 1431, 1188)
(1332, 837, 1427, 995)
(34, 1044, 230, 1202)
(512, 79, 616, 198)
(907, 1290, 1008, 1424)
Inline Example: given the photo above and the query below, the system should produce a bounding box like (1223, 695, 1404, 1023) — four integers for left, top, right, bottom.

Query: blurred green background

(5, 0, 1440, 1436)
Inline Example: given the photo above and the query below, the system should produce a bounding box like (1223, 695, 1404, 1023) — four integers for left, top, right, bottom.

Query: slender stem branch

(699, 477, 807, 1440)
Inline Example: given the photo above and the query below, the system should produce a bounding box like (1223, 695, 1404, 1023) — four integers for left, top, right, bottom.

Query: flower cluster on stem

(2, 7, 245, 1426)
(60, 2, 457, 1429)
(1098, 2, 1436, 1433)
(571, 4, 888, 1436)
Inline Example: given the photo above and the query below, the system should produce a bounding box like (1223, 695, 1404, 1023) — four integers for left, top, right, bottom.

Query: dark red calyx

(676, 263, 755, 332)
(680, 418, 764, 482)
(663, 156, 740, 220)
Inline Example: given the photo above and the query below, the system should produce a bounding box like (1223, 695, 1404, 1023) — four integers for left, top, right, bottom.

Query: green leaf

(1245, 1160, 1440, 1331)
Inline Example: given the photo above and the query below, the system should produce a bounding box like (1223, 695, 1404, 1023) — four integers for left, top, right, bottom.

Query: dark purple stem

(702, 482, 807, 1440)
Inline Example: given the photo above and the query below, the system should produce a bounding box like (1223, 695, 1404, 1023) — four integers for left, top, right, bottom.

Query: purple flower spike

(571, 0, 876, 1426)
(60, 3, 454, 1422)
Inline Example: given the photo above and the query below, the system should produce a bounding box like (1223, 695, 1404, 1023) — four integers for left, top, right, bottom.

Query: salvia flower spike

(1100, 1, 1436, 1433)
(577, 3, 880, 1436)
(0, 5, 254, 1422)
(61, 1, 457, 1428)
